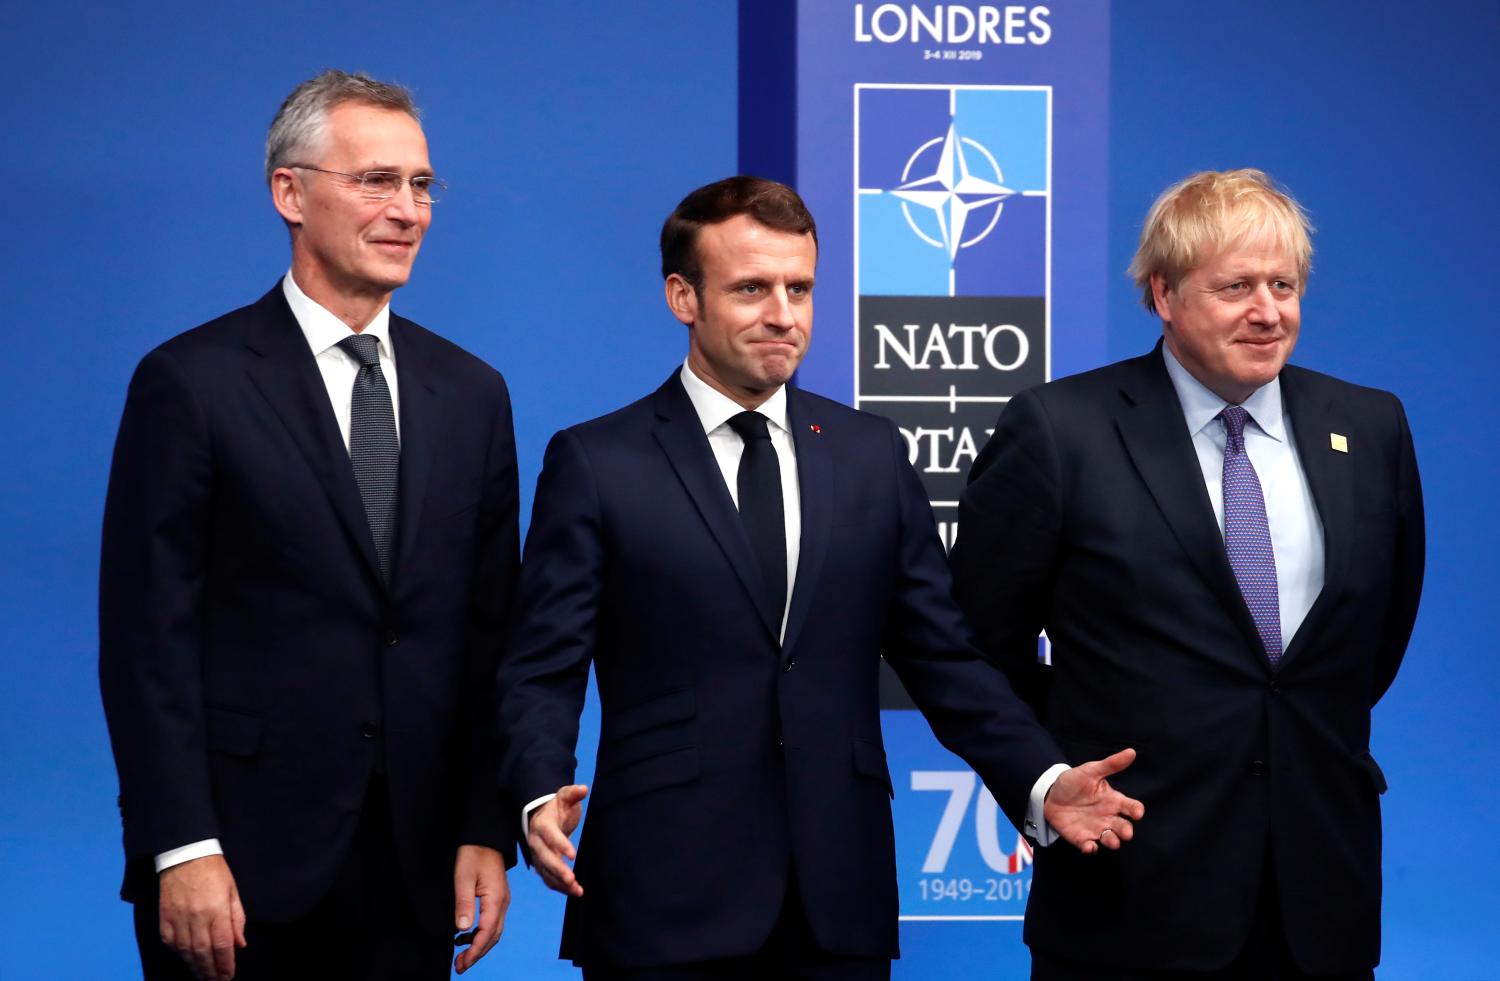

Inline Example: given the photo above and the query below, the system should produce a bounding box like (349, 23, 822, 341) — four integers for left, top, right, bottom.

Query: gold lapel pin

(1329, 433, 1348, 453)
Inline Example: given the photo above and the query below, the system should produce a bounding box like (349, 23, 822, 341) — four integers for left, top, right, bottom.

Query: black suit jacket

(951, 345, 1424, 974)
(496, 373, 1061, 968)
(99, 284, 519, 933)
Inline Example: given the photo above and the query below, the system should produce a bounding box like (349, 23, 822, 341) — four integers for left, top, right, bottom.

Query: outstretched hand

(527, 784, 589, 897)
(1043, 748, 1145, 854)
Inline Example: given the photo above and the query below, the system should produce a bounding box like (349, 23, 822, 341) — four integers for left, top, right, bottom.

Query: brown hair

(661, 176, 818, 292)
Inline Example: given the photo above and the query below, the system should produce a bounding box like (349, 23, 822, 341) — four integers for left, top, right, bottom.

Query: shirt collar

(282, 271, 395, 362)
(678, 359, 790, 437)
(1161, 343, 1285, 442)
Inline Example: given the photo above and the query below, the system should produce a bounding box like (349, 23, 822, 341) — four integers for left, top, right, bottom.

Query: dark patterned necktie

(727, 410, 787, 622)
(338, 334, 399, 585)
(1219, 405, 1281, 662)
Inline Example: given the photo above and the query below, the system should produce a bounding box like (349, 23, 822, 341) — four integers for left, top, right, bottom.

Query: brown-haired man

(496, 176, 1145, 980)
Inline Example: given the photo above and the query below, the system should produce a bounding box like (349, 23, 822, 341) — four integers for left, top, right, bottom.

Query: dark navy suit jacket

(952, 345, 1425, 974)
(496, 372, 1061, 968)
(100, 284, 519, 934)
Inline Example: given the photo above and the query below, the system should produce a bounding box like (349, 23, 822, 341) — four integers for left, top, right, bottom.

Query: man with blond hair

(952, 169, 1424, 980)
(101, 70, 516, 979)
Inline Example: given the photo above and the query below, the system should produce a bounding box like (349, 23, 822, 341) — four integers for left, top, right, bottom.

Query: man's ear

(665, 273, 698, 327)
(1149, 273, 1174, 325)
(270, 168, 305, 227)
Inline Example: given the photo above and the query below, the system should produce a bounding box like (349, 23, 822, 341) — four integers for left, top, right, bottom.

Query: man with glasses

(100, 70, 517, 980)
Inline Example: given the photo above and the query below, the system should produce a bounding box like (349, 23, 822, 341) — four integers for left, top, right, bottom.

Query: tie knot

(727, 411, 772, 442)
(1220, 405, 1251, 445)
(338, 334, 381, 368)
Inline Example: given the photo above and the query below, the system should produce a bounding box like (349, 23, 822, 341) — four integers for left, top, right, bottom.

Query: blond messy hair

(1128, 169, 1314, 313)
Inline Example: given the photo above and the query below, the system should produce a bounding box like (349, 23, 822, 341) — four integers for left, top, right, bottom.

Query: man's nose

(1248, 283, 1280, 326)
(383, 181, 422, 224)
(765, 287, 795, 328)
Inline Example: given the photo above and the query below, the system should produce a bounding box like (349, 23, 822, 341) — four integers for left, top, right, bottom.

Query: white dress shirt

(1162, 345, 1325, 649)
(527, 362, 1061, 846)
(154, 271, 399, 874)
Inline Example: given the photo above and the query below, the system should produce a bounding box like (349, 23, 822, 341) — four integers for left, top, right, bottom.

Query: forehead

(322, 103, 429, 168)
(1196, 236, 1299, 277)
(697, 215, 817, 276)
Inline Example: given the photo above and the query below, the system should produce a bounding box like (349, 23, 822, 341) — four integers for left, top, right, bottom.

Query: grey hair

(264, 70, 420, 185)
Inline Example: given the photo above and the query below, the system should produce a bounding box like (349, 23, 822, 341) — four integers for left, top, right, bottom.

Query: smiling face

(1153, 239, 1301, 405)
(666, 214, 817, 408)
(271, 101, 432, 326)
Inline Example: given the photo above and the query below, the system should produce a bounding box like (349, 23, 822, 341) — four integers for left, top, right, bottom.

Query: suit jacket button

(361, 724, 381, 739)
(384, 630, 398, 647)
(783, 659, 796, 673)
(1249, 759, 1267, 776)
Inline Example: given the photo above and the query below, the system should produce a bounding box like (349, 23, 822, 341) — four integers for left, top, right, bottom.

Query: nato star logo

(890, 122, 1013, 260)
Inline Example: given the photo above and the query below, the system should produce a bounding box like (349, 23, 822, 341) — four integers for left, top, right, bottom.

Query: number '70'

(911, 770, 1033, 874)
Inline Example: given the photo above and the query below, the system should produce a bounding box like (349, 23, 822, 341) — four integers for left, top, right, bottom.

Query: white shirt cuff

(1024, 763, 1071, 847)
(521, 793, 557, 840)
(154, 838, 223, 873)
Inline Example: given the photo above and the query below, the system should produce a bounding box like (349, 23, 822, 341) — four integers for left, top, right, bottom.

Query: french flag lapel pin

(809, 424, 821, 434)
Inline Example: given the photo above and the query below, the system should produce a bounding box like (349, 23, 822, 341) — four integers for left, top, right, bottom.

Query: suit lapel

(1114, 351, 1265, 657)
(780, 390, 830, 656)
(651, 374, 781, 641)
(241, 285, 385, 590)
(1277, 367, 1353, 667)
(390, 315, 435, 594)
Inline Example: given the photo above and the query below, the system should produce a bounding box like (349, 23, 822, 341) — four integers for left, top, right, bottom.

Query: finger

(1098, 827, 1122, 851)
(539, 821, 578, 862)
(187, 917, 219, 981)
(1118, 792, 1146, 821)
(558, 783, 590, 805)
(209, 913, 237, 980)
(1083, 747, 1137, 778)
(230, 894, 247, 950)
(529, 841, 580, 896)
(456, 891, 501, 973)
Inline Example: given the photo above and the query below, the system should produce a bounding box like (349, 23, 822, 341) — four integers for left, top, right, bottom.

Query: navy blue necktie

(338, 334, 399, 585)
(1220, 405, 1281, 662)
(727, 411, 787, 622)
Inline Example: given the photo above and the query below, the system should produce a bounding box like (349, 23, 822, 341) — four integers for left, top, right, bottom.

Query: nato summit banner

(741, 1, 1109, 963)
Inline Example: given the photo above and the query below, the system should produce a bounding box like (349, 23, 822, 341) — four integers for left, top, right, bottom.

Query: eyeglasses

(291, 165, 447, 204)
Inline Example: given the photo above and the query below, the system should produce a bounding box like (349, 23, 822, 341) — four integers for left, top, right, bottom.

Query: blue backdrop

(1, 2, 1496, 978)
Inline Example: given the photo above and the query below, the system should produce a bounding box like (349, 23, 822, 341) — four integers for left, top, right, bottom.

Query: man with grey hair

(952, 169, 1424, 979)
(101, 70, 518, 979)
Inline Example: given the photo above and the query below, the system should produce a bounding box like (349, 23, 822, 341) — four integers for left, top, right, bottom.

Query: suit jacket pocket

(596, 747, 699, 806)
(610, 689, 695, 740)
(852, 737, 894, 798)
(1356, 750, 1388, 795)
(206, 707, 264, 758)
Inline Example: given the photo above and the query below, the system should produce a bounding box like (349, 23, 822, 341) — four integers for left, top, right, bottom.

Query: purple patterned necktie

(1220, 406, 1282, 663)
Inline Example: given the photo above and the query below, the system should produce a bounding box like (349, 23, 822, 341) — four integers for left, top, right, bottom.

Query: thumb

(560, 784, 590, 805)
(1084, 747, 1136, 778)
(455, 883, 475, 931)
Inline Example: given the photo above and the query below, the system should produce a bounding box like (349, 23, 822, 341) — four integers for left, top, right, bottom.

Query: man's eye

(739, 284, 761, 295)
(362, 173, 401, 193)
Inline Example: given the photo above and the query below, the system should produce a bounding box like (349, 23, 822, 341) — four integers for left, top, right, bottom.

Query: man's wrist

(154, 838, 224, 873)
(1025, 763, 1071, 847)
